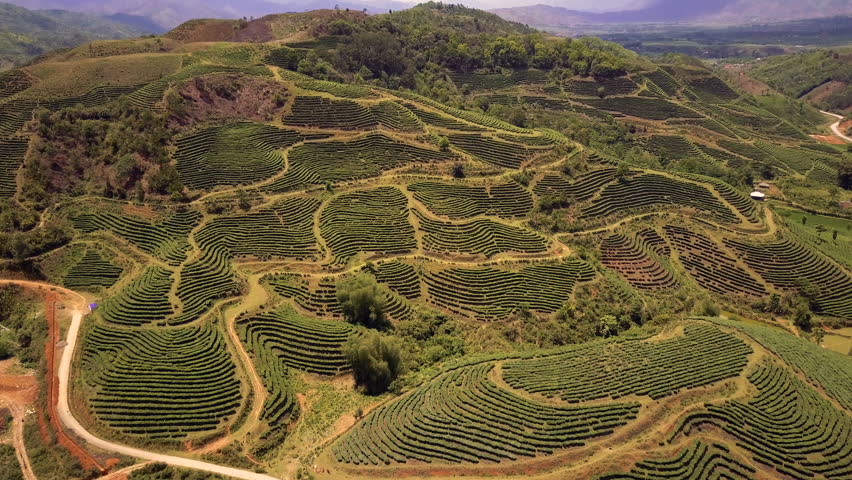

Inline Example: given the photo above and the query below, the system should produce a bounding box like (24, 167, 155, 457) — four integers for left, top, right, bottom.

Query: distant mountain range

(0, 2, 151, 69)
(491, 0, 852, 28)
(6, 0, 415, 30)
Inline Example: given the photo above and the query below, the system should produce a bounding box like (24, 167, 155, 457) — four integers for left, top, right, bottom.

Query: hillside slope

(746, 48, 852, 113)
(0, 6, 850, 480)
(0, 2, 151, 69)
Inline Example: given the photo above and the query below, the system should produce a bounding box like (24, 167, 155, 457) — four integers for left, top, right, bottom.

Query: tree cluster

(307, 2, 632, 91)
(23, 97, 179, 206)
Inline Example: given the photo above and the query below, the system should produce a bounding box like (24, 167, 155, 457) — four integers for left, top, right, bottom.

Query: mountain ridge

(490, 0, 852, 28)
(0, 2, 152, 69)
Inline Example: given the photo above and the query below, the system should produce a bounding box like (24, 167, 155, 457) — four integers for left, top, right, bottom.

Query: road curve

(0, 280, 280, 480)
(820, 110, 852, 143)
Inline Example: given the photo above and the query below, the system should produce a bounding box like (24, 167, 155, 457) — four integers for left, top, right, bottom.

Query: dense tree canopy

(346, 330, 403, 395)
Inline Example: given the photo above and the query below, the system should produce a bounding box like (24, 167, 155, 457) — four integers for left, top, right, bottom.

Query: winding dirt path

(2, 401, 36, 480)
(821, 110, 852, 143)
(0, 279, 282, 480)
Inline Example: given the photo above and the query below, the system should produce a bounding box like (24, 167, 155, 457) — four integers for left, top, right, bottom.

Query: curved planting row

(80, 324, 241, 440)
(716, 139, 787, 172)
(595, 441, 755, 480)
(283, 96, 377, 130)
(449, 70, 547, 91)
(636, 227, 671, 256)
(369, 101, 424, 132)
(564, 77, 637, 97)
(580, 174, 739, 223)
(503, 323, 751, 402)
(237, 306, 354, 376)
(447, 133, 549, 169)
(415, 210, 548, 257)
(642, 69, 681, 96)
(72, 209, 201, 265)
(755, 141, 826, 175)
(263, 132, 454, 193)
(695, 144, 748, 168)
(600, 233, 677, 290)
(679, 173, 757, 222)
(408, 180, 533, 219)
(641, 135, 700, 163)
(807, 161, 838, 185)
(679, 118, 738, 139)
(423, 260, 595, 321)
(672, 363, 852, 480)
(268, 273, 413, 322)
(495, 132, 556, 146)
(711, 318, 852, 411)
(663, 225, 767, 298)
(319, 187, 416, 263)
(100, 266, 174, 326)
(296, 80, 376, 99)
(268, 275, 342, 318)
(0, 136, 27, 198)
(0, 70, 31, 99)
(372, 261, 421, 299)
(196, 197, 320, 260)
(333, 362, 640, 465)
(534, 168, 618, 203)
(579, 97, 701, 120)
(518, 95, 573, 111)
(173, 122, 330, 190)
(62, 250, 123, 290)
(172, 247, 239, 325)
(392, 89, 530, 133)
(725, 238, 852, 319)
(686, 76, 739, 103)
(402, 102, 486, 131)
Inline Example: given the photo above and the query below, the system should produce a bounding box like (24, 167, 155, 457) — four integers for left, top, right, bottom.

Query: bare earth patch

(810, 134, 845, 145)
(170, 74, 289, 129)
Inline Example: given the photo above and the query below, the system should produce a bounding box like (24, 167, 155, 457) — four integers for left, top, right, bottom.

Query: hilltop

(0, 4, 850, 480)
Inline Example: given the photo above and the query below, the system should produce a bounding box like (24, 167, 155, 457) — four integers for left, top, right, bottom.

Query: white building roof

(750, 191, 766, 199)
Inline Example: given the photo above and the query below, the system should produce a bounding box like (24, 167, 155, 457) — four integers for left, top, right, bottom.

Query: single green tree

(337, 274, 389, 330)
(451, 162, 465, 178)
(346, 331, 402, 395)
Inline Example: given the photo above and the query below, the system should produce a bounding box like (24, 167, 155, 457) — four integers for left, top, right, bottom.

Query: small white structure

(750, 191, 766, 201)
(758, 182, 770, 189)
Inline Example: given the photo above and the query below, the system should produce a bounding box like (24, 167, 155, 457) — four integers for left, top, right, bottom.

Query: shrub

(345, 330, 402, 395)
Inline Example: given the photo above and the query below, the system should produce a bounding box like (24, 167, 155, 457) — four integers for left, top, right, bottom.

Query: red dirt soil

(810, 134, 845, 145)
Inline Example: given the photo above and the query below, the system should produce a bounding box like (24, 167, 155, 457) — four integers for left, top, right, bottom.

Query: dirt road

(2, 401, 37, 480)
(821, 110, 852, 143)
(0, 280, 281, 480)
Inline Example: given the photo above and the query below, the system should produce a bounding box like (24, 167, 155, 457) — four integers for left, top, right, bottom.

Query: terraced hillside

(0, 9, 849, 480)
